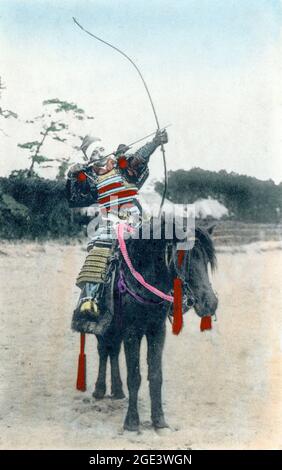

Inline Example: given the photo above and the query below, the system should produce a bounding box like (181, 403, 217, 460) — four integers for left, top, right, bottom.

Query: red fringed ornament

(172, 277, 183, 335)
(118, 156, 128, 169)
(172, 249, 185, 335)
(77, 171, 87, 182)
(177, 250, 185, 267)
(76, 333, 87, 391)
(200, 316, 212, 332)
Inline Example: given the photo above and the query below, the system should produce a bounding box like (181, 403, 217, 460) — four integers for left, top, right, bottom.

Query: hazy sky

(0, 0, 282, 184)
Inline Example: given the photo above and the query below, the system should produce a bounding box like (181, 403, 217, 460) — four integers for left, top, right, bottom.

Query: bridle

(168, 241, 197, 312)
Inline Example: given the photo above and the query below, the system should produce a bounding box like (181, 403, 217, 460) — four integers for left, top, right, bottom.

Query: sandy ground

(0, 240, 281, 450)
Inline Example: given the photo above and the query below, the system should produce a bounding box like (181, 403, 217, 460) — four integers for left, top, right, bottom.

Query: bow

(73, 17, 167, 217)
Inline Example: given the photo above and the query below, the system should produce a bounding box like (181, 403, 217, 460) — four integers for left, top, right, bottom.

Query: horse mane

(194, 225, 217, 271)
(128, 217, 217, 270)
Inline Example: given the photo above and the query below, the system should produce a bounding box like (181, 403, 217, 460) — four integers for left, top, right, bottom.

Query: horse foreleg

(93, 337, 108, 399)
(147, 322, 168, 428)
(123, 330, 142, 431)
(110, 338, 125, 399)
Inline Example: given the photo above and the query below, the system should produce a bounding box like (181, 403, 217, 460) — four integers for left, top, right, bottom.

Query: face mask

(89, 147, 107, 166)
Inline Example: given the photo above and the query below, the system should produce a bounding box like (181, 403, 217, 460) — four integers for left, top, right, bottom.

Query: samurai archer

(66, 129, 168, 334)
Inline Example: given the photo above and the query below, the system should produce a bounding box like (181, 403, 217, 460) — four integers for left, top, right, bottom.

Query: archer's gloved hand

(153, 129, 168, 147)
(115, 144, 130, 156)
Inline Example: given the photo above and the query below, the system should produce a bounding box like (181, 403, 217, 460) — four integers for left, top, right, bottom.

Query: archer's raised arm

(118, 130, 168, 189)
(132, 129, 168, 165)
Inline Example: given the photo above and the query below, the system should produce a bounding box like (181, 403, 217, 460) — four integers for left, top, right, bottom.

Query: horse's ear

(207, 223, 217, 235)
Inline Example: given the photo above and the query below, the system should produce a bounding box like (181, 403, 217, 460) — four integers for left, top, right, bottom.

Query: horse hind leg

(123, 331, 142, 431)
(93, 337, 108, 399)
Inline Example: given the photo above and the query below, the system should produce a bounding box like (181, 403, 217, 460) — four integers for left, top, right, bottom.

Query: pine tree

(17, 98, 94, 177)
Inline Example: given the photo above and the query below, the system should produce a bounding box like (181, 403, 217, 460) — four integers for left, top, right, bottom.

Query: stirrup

(79, 297, 100, 316)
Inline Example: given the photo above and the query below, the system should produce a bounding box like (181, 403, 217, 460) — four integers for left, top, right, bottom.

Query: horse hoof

(123, 422, 139, 432)
(111, 390, 125, 400)
(152, 416, 169, 429)
(123, 412, 140, 432)
(92, 388, 106, 400)
(154, 427, 172, 437)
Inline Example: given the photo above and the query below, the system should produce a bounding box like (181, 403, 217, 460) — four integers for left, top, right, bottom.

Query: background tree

(17, 98, 94, 177)
(155, 168, 282, 223)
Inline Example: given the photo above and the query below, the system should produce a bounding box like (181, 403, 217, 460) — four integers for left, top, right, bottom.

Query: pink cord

(117, 223, 174, 303)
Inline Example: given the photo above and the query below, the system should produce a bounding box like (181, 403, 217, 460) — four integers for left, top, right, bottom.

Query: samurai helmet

(80, 135, 106, 166)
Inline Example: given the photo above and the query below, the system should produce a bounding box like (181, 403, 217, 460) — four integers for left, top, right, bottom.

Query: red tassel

(177, 250, 185, 267)
(76, 333, 86, 391)
(173, 277, 183, 335)
(200, 316, 212, 332)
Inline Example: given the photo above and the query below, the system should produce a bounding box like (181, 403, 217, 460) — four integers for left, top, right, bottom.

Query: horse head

(184, 224, 218, 318)
(164, 219, 218, 319)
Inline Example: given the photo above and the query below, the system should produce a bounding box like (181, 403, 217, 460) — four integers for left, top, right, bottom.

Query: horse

(90, 219, 218, 431)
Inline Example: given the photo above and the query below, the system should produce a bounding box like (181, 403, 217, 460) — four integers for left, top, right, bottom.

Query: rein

(117, 269, 164, 305)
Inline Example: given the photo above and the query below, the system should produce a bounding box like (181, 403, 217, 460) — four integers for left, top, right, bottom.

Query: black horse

(90, 220, 218, 431)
